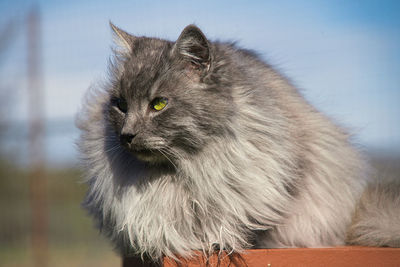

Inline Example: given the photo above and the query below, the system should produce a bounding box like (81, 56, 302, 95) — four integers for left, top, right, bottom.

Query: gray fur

(76, 24, 399, 261)
(346, 179, 400, 247)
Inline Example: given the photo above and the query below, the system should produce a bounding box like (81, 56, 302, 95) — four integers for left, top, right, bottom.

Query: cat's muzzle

(120, 135, 167, 164)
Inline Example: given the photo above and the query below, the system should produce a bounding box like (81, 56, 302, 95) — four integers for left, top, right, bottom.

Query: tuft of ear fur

(110, 21, 134, 55)
(174, 24, 211, 69)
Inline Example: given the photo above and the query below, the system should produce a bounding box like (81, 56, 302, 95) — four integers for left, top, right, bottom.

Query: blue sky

(0, 0, 399, 164)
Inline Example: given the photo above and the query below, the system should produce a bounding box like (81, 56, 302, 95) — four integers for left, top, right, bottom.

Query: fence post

(27, 6, 48, 267)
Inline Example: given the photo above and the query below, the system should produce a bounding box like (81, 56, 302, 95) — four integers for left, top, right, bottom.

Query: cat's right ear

(110, 22, 134, 55)
(173, 25, 211, 71)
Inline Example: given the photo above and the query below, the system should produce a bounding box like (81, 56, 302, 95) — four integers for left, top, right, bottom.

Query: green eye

(151, 97, 168, 111)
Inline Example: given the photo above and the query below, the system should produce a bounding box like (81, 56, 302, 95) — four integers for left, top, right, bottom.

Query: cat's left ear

(173, 25, 211, 70)
(110, 22, 134, 54)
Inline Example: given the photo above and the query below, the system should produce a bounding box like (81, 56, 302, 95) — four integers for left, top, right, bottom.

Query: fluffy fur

(346, 179, 400, 247)
(77, 24, 399, 261)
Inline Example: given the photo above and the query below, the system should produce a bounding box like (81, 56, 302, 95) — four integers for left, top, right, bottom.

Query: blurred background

(0, 0, 399, 266)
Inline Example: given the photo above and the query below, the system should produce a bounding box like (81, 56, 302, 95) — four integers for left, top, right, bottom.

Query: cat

(76, 23, 400, 262)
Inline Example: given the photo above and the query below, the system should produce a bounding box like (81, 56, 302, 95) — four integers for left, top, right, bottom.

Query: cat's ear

(174, 25, 211, 70)
(110, 22, 134, 54)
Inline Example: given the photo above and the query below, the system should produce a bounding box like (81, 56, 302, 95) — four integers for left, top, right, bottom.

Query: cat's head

(105, 24, 235, 166)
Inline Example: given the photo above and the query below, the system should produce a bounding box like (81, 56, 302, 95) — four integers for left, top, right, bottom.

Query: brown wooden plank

(162, 247, 400, 267)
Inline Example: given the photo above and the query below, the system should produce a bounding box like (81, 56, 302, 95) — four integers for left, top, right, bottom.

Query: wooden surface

(123, 247, 400, 267)
(163, 247, 400, 267)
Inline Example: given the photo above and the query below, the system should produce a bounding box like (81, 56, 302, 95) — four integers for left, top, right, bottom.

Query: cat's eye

(113, 97, 128, 113)
(151, 97, 168, 111)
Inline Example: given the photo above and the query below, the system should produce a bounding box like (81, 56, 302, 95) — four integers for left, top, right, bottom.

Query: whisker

(168, 147, 186, 162)
(104, 143, 122, 154)
(157, 148, 178, 170)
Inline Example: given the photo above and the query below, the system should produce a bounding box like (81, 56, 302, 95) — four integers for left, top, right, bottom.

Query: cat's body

(77, 24, 400, 261)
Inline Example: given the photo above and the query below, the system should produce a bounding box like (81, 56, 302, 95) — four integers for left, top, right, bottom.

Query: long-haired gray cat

(77, 23, 400, 262)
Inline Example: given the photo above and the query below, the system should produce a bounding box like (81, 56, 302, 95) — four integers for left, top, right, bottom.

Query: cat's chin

(131, 149, 170, 165)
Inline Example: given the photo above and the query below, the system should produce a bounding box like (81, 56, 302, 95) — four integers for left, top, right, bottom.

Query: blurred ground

(0, 161, 120, 267)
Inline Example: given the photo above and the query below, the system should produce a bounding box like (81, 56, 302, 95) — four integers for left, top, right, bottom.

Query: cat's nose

(120, 133, 136, 146)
